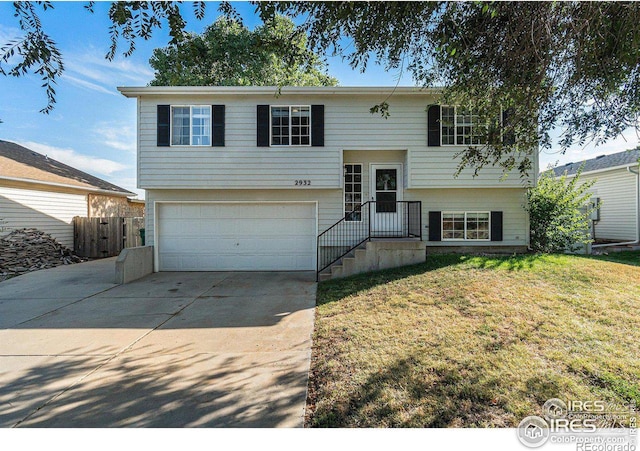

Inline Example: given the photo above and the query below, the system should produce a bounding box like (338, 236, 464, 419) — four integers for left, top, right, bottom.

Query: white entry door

(370, 164, 403, 236)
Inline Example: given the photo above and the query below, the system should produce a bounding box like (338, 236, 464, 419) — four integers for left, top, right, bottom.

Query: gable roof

(551, 148, 640, 177)
(0, 140, 134, 195)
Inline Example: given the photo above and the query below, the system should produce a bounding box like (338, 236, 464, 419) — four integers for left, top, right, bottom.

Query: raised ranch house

(552, 148, 640, 246)
(118, 86, 537, 279)
(0, 140, 143, 249)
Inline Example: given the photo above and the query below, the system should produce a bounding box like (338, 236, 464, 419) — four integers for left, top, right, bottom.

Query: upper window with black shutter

(441, 106, 488, 146)
(156, 105, 225, 147)
(271, 105, 311, 146)
(171, 105, 211, 146)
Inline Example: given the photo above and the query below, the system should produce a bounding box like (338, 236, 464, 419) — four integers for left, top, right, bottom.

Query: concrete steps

(318, 240, 427, 281)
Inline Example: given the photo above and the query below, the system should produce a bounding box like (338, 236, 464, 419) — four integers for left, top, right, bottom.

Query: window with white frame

(171, 106, 211, 146)
(441, 106, 488, 146)
(442, 212, 490, 240)
(271, 105, 310, 146)
(344, 164, 362, 221)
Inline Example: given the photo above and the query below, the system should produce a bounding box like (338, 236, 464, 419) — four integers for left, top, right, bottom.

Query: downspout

(591, 164, 640, 248)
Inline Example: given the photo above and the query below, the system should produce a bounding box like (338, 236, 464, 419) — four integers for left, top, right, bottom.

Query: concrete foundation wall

(115, 245, 154, 284)
(330, 240, 427, 280)
(426, 245, 528, 255)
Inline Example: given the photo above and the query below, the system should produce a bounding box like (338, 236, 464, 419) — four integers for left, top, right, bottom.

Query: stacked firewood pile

(0, 228, 86, 279)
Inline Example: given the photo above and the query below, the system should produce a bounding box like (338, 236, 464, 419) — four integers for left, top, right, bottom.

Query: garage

(156, 202, 317, 271)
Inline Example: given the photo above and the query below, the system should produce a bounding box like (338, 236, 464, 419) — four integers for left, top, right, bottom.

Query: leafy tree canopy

(3, 1, 639, 178)
(149, 15, 337, 87)
(253, 1, 640, 178)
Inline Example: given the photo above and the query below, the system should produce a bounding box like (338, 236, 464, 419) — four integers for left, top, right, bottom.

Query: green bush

(526, 167, 596, 253)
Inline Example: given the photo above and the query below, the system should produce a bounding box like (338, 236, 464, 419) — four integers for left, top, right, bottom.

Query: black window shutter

(157, 105, 170, 147)
(502, 108, 515, 145)
(428, 211, 442, 241)
(491, 211, 503, 241)
(427, 105, 441, 147)
(257, 105, 270, 147)
(311, 104, 324, 146)
(212, 105, 225, 147)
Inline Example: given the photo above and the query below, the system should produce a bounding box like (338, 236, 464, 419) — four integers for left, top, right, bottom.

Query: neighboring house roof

(0, 140, 134, 196)
(551, 148, 640, 177)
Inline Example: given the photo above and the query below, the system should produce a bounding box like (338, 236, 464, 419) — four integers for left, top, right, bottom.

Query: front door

(370, 164, 403, 236)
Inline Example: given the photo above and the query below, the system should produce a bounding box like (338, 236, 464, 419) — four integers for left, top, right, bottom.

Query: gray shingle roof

(551, 148, 640, 177)
(0, 140, 134, 195)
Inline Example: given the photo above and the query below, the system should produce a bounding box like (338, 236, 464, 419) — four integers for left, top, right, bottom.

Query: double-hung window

(344, 164, 363, 221)
(271, 106, 310, 146)
(442, 212, 490, 240)
(441, 106, 487, 146)
(171, 106, 211, 146)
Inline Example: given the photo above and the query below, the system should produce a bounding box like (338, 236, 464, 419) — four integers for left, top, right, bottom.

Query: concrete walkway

(0, 259, 316, 427)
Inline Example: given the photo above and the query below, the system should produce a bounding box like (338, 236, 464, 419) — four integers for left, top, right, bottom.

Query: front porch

(317, 200, 424, 280)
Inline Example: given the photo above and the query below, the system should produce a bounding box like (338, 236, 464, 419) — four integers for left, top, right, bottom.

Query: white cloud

(0, 24, 26, 66)
(541, 127, 640, 170)
(61, 74, 119, 96)
(93, 122, 136, 153)
(19, 141, 128, 176)
(0, 24, 21, 45)
(58, 47, 153, 96)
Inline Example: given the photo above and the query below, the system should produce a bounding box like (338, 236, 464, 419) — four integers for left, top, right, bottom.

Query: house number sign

(294, 180, 311, 186)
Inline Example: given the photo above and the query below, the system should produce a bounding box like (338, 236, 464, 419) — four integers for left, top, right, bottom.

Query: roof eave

(0, 175, 136, 197)
(117, 85, 443, 98)
(559, 162, 640, 178)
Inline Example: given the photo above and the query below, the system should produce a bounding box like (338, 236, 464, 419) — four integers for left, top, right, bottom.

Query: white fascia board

(0, 175, 134, 197)
(117, 86, 443, 98)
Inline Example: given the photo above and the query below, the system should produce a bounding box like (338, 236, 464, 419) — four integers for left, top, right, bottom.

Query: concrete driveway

(0, 258, 316, 427)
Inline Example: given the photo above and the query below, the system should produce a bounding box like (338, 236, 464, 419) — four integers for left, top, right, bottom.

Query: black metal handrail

(317, 201, 422, 278)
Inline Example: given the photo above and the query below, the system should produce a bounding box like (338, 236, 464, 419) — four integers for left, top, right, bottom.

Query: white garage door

(157, 202, 316, 271)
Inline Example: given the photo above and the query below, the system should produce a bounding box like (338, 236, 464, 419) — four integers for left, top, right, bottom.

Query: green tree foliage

(254, 2, 640, 177)
(526, 168, 596, 253)
(149, 15, 337, 87)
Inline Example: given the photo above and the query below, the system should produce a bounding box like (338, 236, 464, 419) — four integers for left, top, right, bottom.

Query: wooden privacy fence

(73, 217, 144, 258)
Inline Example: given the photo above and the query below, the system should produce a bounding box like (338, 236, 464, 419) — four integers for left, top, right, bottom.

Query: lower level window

(344, 164, 362, 221)
(442, 212, 490, 240)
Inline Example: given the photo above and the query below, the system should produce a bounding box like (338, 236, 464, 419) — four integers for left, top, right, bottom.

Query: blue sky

(1, 1, 638, 198)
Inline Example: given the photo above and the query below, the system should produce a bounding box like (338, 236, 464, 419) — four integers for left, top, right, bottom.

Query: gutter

(0, 175, 135, 198)
(591, 164, 640, 248)
(117, 85, 443, 97)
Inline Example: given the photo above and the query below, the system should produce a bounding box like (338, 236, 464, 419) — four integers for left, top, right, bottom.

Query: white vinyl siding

(145, 187, 528, 253)
(137, 94, 533, 190)
(403, 188, 529, 246)
(575, 168, 639, 241)
(0, 186, 86, 248)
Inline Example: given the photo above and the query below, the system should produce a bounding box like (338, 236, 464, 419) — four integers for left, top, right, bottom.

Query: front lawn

(307, 252, 640, 427)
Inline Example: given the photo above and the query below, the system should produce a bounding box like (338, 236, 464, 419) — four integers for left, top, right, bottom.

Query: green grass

(307, 252, 640, 427)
